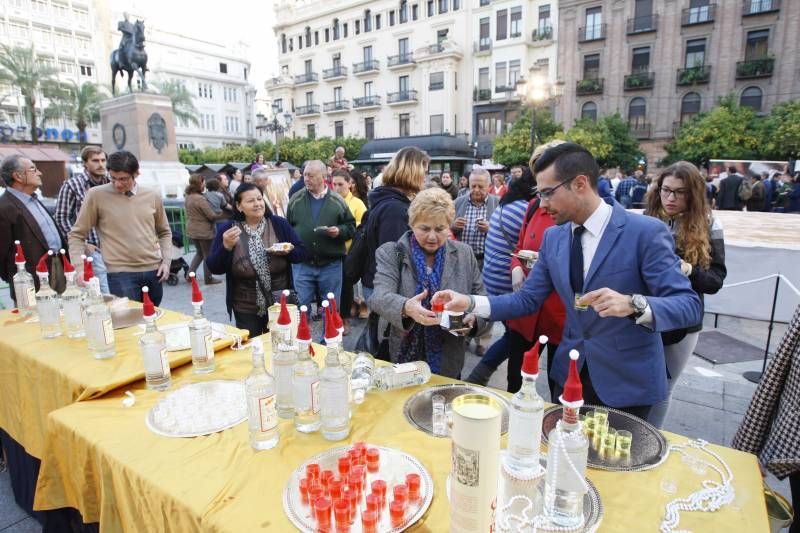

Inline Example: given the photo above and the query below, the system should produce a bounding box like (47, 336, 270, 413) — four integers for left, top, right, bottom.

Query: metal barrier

(163, 205, 193, 254)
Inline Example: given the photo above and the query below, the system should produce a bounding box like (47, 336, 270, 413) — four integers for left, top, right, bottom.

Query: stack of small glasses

(580, 408, 633, 462)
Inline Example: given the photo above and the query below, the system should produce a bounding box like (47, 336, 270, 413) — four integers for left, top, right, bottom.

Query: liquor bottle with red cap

(292, 305, 321, 433)
(543, 349, 589, 528)
(504, 335, 548, 478)
(34, 251, 62, 338)
(187, 272, 215, 374)
(138, 286, 171, 391)
(83, 256, 115, 359)
(245, 337, 279, 450)
(319, 300, 350, 441)
(11, 240, 36, 317)
(272, 289, 298, 419)
(59, 249, 85, 338)
(326, 292, 352, 372)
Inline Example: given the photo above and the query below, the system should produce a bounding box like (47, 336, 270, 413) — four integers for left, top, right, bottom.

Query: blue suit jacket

(489, 199, 702, 407)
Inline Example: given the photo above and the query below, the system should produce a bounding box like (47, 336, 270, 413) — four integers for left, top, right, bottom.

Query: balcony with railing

(474, 38, 492, 55)
(387, 90, 418, 105)
(473, 88, 492, 102)
(624, 71, 655, 91)
(743, 0, 780, 16)
(630, 123, 652, 139)
(322, 66, 347, 80)
(417, 40, 463, 62)
(294, 72, 318, 85)
(295, 104, 320, 116)
(676, 65, 711, 86)
(736, 57, 775, 79)
(627, 14, 658, 35)
(531, 26, 553, 42)
(387, 53, 415, 69)
(576, 78, 604, 96)
(323, 100, 350, 113)
(353, 95, 381, 109)
(353, 60, 380, 75)
(681, 4, 716, 25)
(578, 24, 606, 43)
(268, 75, 293, 88)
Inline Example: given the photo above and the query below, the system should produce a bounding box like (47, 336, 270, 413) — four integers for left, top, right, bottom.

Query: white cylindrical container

(267, 303, 299, 334)
(450, 394, 503, 533)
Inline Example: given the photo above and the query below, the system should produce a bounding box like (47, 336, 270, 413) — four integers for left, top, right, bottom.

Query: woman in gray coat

(369, 188, 490, 379)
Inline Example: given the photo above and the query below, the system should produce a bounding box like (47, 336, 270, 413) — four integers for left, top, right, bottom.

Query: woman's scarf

(399, 234, 446, 373)
(242, 218, 272, 316)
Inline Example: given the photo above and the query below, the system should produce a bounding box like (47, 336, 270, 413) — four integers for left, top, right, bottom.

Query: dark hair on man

(205, 178, 221, 192)
(501, 166, 536, 206)
(232, 182, 272, 221)
(106, 151, 139, 174)
(727, 166, 737, 175)
(331, 168, 351, 180)
(1, 155, 25, 186)
(80, 145, 105, 162)
(532, 142, 600, 190)
(510, 165, 524, 171)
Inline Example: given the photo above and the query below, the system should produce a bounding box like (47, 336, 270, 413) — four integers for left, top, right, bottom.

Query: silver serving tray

(111, 306, 165, 329)
(134, 322, 228, 351)
(145, 380, 247, 438)
(403, 383, 511, 437)
(541, 404, 669, 472)
(283, 444, 434, 532)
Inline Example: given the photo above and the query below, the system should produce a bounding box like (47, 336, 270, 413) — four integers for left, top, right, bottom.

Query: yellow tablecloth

(0, 308, 247, 458)
(33, 340, 770, 532)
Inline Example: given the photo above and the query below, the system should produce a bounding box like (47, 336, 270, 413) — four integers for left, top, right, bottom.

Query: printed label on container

(26, 287, 36, 307)
(393, 362, 418, 374)
(258, 395, 278, 432)
(102, 318, 114, 345)
(160, 348, 170, 378)
(204, 334, 215, 361)
(452, 442, 480, 487)
(311, 380, 320, 414)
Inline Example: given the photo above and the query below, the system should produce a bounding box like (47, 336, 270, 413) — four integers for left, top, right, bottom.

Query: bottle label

(353, 357, 374, 372)
(393, 362, 418, 374)
(204, 334, 215, 361)
(25, 287, 36, 308)
(102, 318, 114, 345)
(311, 380, 320, 413)
(160, 348, 170, 378)
(258, 395, 278, 432)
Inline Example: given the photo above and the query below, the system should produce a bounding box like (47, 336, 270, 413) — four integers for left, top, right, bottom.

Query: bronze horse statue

(110, 19, 148, 95)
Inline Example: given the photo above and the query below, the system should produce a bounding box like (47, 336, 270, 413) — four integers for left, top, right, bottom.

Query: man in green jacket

(287, 160, 356, 331)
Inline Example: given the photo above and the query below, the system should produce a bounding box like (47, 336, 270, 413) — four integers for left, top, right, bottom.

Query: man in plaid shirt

(54, 146, 110, 292)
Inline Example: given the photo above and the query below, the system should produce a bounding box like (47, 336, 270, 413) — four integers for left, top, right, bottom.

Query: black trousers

(233, 310, 268, 340)
(551, 364, 653, 420)
(791, 472, 800, 533)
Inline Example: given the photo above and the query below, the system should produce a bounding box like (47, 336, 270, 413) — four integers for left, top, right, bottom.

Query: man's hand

(403, 289, 439, 326)
(222, 225, 242, 251)
(578, 288, 635, 318)
(85, 244, 97, 255)
(326, 226, 340, 238)
(452, 217, 467, 230)
(511, 266, 526, 291)
(476, 219, 489, 233)
(431, 290, 471, 313)
(157, 261, 170, 282)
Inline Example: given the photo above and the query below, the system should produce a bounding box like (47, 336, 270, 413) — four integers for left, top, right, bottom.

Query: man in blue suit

(433, 143, 701, 418)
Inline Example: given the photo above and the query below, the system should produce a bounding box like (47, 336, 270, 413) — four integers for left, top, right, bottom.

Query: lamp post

(261, 103, 293, 163)
(516, 75, 551, 149)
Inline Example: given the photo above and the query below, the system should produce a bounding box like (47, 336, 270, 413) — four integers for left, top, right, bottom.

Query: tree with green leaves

(492, 108, 563, 166)
(44, 81, 106, 147)
(569, 113, 644, 171)
(757, 100, 800, 160)
(178, 137, 367, 167)
(152, 79, 199, 126)
(0, 44, 65, 144)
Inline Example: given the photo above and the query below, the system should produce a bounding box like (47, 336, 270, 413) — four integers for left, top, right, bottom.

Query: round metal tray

(111, 306, 165, 329)
(283, 444, 434, 532)
(145, 380, 247, 438)
(541, 404, 669, 472)
(403, 383, 511, 437)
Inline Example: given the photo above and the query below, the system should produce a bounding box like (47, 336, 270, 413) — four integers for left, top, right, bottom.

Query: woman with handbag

(206, 183, 306, 338)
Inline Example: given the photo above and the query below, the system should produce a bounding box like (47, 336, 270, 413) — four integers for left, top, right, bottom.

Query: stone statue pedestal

(100, 93, 189, 198)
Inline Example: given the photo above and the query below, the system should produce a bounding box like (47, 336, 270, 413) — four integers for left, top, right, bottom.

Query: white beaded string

(659, 439, 735, 533)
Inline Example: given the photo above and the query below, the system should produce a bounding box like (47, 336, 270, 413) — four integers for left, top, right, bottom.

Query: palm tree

(45, 81, 106, 147)
(0, 44, 63, 144)
(152, 79, 199, 126)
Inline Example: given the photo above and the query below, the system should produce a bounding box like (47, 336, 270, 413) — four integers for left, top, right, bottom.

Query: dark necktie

(570, 225, 586, 294)
(125, 191, 134, 197)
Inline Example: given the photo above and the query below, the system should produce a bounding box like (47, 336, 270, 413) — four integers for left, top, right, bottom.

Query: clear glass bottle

(319, 305, 350, 441)
(139, 287, 171, 391)
(504, 336, 547, 477)
(272, 290, 298, 419)
(188, 273, 215, 373)
(12, 240, 36, 317)
(34, 252, 62, 339)
(373, 361, 431, 391)
(245, 338, 279, 450)
(84, 276, 115, 359)
(293, 307, 321, 433)
(350, 352, 375, 404)
(59, 250, 85, 338)
(544, 349, 589, 528)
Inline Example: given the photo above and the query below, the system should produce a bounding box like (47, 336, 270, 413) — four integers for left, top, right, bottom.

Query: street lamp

(261, 103, 293, 163)
(516, 74, 551, 149)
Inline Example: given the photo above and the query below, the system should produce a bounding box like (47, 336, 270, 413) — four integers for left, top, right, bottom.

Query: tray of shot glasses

(403, 383, 511, 437)
(541, 404, 669, 472)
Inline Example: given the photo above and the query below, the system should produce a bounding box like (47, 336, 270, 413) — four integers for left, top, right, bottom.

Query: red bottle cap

(406, 473, 421, 494)
(35, 251, 51, 275)
(371, 479, 387, 500)
(189, 272, 203, 304)
(59, 249, 75, 273)
(361, 509, 378, 531)
(323, 301, 338, 341)
(521, 341, 541, 376)
(13, 240, 25, 263)
(327, 292, 344, 330)
(337, 456, 350, 476)
(83, 255, 94, 282)
(365, 493, 380, 513)
(431, 301, 444, 313)
(307, 463, 321, 481)
(297, 305, 312, 342)
(141, 286, 155, 317)
(390, 500, 406, 526)
(333, 498, 349, 526)
(314, 497, 332, 525)
(277, 289, 291, 325)
(561, 349, 584, 404)
(393, 484, 408, 505)
(321, 469, 334, 487)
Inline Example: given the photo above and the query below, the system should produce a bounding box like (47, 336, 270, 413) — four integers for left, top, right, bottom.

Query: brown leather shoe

(358, 301, 369, 319)
(205, 278, 223, 285)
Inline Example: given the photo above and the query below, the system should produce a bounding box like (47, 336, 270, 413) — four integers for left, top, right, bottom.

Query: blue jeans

(107, 270, 163, 306)
(90, 250, 110, 295)
(480, 325, 559, 397)
(292, 260, 343, 339)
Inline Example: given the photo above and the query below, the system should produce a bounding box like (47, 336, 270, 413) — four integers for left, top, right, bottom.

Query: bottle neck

(274, 323, 292, 345)
(16, 262, 27, 274)
(36, 273, 50, 288)
(520, 372, 538, 392)
(192, 303, 204, 319)
(143, 315, 158, 332)
(324, 338, 341, 365)
(65, 273, 77, 288)
(561, 405, 581, 431)
(297, 340, 311, 360)
(251, 350, 265, 370)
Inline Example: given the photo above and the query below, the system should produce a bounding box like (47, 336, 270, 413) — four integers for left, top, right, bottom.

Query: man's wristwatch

(629, 294, 647, 319)
(466, 295, 476, 314)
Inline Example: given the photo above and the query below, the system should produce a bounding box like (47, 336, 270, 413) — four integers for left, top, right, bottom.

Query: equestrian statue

(110, 14, 148, 95)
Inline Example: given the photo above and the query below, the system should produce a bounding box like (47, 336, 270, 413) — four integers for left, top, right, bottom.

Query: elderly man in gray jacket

(452, 167, 499, 270)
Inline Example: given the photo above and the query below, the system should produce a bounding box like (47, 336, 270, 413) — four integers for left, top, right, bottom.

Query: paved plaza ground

(0, 268, 793, 531)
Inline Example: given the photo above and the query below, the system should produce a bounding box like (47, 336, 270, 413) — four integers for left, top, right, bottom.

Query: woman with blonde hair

(644, 160, 727, 427)
(369, 188, 489, 377)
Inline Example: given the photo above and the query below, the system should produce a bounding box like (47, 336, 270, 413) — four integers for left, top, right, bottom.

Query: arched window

(581, 101, 597, 122)
(628, 97, 646, 127)
(740, 86, 763, 112)
(680, 92, 701, 123)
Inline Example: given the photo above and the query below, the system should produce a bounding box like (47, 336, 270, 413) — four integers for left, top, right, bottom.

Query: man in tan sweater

(68, 151, 172, 305)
